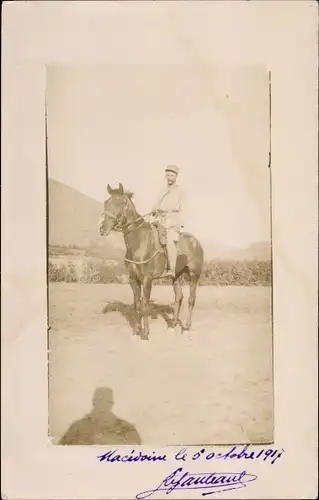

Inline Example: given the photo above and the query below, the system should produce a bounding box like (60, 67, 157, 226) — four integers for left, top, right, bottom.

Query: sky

(46, 64, 271, 249)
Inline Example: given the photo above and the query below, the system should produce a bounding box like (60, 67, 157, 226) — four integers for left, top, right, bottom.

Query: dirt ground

(48, 283, 273, 445)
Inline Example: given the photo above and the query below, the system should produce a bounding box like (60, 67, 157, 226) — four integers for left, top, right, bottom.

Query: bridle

(102, 209, 126, 233)
(100, 204, 156, 237)
(100, 207, 162, 265)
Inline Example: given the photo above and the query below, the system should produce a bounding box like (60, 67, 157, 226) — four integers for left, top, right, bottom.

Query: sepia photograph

(3, 2, 318, 498)
(47, 64, 273, 446)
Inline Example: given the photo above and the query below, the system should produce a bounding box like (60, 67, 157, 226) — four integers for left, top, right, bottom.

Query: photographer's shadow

(59, 387, 142, 445)
(102, 300, 175, 331)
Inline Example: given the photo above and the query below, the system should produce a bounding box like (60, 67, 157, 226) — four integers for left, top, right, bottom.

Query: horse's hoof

(140, 330, 149, 341)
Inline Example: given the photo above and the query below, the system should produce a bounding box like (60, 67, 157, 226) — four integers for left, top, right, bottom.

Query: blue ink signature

(136, 467, 258, 499)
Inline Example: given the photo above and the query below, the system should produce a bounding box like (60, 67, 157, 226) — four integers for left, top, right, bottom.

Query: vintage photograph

(47, 64, 273, 446)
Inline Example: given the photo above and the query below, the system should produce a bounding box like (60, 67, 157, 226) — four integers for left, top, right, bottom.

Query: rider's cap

(165, 165, 179, 175)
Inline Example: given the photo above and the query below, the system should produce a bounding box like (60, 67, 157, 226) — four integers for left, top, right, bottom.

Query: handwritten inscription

(97, 449, 167, 463)
(135, 467, 258, 499)
(175, 444, 284, 465)
(97, 444, 284, 466)
(97, 445, 284, 498)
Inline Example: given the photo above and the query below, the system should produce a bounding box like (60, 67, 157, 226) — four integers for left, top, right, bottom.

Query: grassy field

(48, 283, 273, 445)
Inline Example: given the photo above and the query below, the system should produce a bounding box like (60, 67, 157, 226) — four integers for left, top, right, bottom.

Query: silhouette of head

(92, 387, 114, 413)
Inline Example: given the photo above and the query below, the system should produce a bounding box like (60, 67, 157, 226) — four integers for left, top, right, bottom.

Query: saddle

(150, 222, 186, 274)
(151, 222, 185, 250)
(151, 221, 167, 247)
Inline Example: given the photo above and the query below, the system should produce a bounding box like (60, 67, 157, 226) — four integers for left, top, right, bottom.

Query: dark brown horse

(99, 183, 204, 340)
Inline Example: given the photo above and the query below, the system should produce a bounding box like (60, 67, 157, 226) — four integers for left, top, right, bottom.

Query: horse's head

(99, 183, 134, 236)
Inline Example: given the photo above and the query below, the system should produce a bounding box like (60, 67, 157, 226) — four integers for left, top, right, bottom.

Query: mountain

(201, 240, 271, 262)
(48, 179, 125, 259)
(200, 241, 241, 261)
(239, 241, 271, 261)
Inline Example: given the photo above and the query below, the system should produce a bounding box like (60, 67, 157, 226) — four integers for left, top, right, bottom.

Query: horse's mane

(110, 189, 134, 199)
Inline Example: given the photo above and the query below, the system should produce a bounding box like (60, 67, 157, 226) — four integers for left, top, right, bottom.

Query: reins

(122, 211, 154, 230)
(102, 209, 162, 265)
(124, 248, 161, 265)
(103, 210, 153, 231)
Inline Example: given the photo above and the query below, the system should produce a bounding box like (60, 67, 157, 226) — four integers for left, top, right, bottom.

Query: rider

(152, 165, 183, 279)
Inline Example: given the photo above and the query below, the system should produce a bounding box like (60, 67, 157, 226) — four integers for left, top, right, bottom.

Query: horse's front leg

(129, 276, 142, 336)
(141, 277, 153, 341)
(185, 274, 199, 330)
(172, 276, 183, 328)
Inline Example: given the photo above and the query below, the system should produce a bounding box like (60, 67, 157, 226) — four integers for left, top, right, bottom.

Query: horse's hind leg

(141, 277, 153, 341)
(172, 276, 183, 328)
(185, 273, 199, 331)
(129, 276, 142, 336)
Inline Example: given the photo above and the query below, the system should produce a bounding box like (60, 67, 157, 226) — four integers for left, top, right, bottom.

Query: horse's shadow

(102, 300, 180, 331)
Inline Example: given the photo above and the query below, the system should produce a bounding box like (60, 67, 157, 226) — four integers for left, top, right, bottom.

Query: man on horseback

(151, 165, 182, 279)
(100, 176, 203, 338)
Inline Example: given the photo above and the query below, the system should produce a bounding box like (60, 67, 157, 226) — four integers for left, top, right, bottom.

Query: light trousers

(166, 229, 179, 271)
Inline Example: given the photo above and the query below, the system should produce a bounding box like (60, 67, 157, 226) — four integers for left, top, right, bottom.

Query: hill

(202, 241, 271, 262)
(240, 241, 271, 261)
(48, 179, 125, 260)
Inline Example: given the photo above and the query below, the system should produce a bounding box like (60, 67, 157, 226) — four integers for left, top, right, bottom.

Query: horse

(99, 183, 204, 340)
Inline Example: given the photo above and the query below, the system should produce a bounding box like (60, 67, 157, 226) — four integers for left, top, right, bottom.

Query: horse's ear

(118, 183, 124, 194)
(107, 184, 113, 195)
(127, 192, 133, 199)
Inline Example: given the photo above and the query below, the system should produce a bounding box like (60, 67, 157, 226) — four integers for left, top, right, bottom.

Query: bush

(81, 260, 101, 283)
(65, 262, 77, 283)
(199, 259, 271, 286)
(48, 257, 271, 286)
(48, 261, 68, 282)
